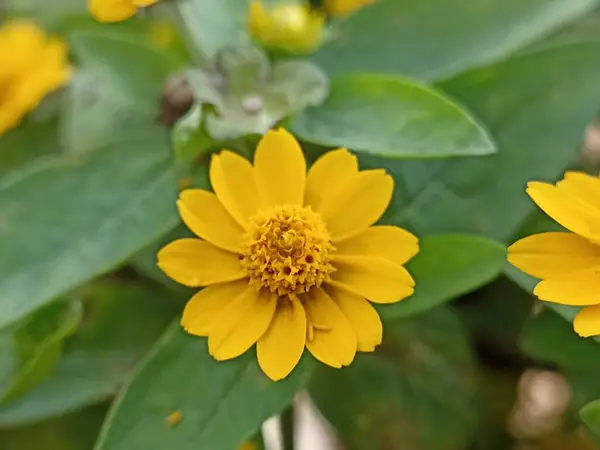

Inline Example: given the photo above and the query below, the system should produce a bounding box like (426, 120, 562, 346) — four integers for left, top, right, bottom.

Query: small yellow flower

(88, 0, 160, 23)
(249, 1, 325, 54)
(0, 20, 71, 137)
(324, 0, 378, 17)
(158, 129, 418, 381)
(508, 172, 600, 337)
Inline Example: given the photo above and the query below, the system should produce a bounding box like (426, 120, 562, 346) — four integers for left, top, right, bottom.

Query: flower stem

(281, 404, 295, 450)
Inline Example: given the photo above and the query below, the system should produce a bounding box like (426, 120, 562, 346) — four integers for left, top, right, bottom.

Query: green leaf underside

(290, 74, 495, 158)
(94, 325, 313, 450)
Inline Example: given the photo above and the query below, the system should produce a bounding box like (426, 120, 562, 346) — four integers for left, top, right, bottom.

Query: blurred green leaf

(172, 104, 215, 161)
(378, 234, 505, 320)
(170, 0, 248, 61)
(0, 117, 61, 187)
(62, 26, 185, 155)
(289, 74, 494, 158)
(372, 43, 600, 242)
(0, 299, 82, 405)
(94, 325, 313, 450)
(310, 307, 479, 450)
(4, 0, 86, 29)
(312, 0, 599, 81)
(0, 128, 179, 329)
(521, 308, 600, 414)
(0, 404, 107, 450)
(187, 44, 329, 140)
(521, 308, 600, 373)
(581, 399, 600, 436)
(0, 280, 178, 427)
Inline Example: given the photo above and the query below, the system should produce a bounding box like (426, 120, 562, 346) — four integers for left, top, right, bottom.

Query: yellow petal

(254, 129, 306, 207)
(334, 225, 419, 266)
(533, 266, 600, 305)
(527, 181, 600, 241)
(157, 238, 245, 287)
(324, 0, 377, 17)
(181, 280, 249, 336)
(329, 255, 414, 304)
(177, 189, 244, 253)
(304, 289, 357, 367)
(88, 0, 137, 22)
(257, 296, 306, 381)
(134, 0, 159, 6)
(304, 148, 358, 210)
(557, 172, 600, 211)
(319, 170, 393, 242)
(574, 304, 600, 337)
(210, 151, 261, 228)
(326, 286, 382, 352)
(508, 232, 600, 279)
(209, 288, 277, 361)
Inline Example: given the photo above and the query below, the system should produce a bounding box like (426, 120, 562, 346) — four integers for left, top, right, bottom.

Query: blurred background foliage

(3, 0, 600, 449)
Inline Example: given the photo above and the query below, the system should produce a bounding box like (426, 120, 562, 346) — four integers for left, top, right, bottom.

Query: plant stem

(280, 404, 295, 450)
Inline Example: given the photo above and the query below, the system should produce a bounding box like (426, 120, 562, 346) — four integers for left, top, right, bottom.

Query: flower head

(88, 0, 160, 22)
(324, 0, 378, 17)
(158, 129, 418, 380)
(249, 1, 325, 54)
(508, 172, 600, 337)
(0, 20, 71, 136)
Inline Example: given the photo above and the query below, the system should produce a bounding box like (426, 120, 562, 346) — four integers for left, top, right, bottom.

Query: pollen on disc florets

(241, 205, 335, 296)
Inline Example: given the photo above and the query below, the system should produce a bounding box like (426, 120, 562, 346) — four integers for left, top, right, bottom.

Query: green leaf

(312, 0, 599, 81)
(172, 104, 216, 161)
(521, 308, 600, 412)
(378, 234, 505, 320)
(0, 299, 82, 405)
(289, 74, 494, 158)
(374, 43, 600, 242)
(94, 325, 313, 450)
(0, 129, 179, 329)
(170, 0, 248, 61)
(309, 307, 479, 450)
(0, 404, 108, 450)
(0, 280, 178, 427)
(581, 399, 600, 436)
(62, 26, 185, 155)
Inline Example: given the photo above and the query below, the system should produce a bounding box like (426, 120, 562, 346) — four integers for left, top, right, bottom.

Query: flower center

(241, 205, 334, 296)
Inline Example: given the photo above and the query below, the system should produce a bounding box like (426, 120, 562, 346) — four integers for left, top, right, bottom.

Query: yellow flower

(249, 1, 325, 54)
(158, 129, 418, 381)
(324, 0, 378, 17)
(88, 0, 160, 23)
(0, 20, 71, 137)
(508, 172, 600, 337)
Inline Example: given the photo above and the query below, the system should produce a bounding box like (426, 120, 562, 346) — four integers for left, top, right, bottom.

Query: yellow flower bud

(249, 1, 325, 54)
(324, 0, 377, 17)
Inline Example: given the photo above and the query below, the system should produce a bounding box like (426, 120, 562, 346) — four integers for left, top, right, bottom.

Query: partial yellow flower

(324, 0, 378, 17)
(88, 0, 160, 23)
(508, 172, 600, 337)
(0, 20, 71, 137)
(249, 1, 325, 54)
(158, 129, 419, 381)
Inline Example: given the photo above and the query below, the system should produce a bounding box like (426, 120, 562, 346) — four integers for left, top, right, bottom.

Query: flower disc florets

(241, 205, 335, 296)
